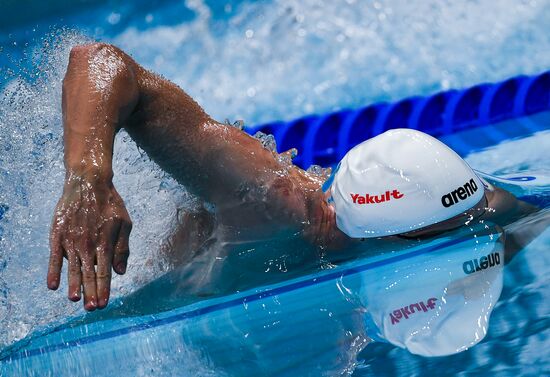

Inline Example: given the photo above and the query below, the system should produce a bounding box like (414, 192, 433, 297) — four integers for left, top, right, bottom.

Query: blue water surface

(1, 115, 549, 376)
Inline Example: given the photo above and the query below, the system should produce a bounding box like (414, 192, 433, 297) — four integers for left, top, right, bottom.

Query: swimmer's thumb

(113, 253, 128, 275)
(113, 221, 132, 275)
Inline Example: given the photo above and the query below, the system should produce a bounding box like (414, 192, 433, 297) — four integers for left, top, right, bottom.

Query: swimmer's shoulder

(483, 182, 539, 225)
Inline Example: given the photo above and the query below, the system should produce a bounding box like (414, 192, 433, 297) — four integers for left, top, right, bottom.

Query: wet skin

(48, 43, 541, 311)
(48, 43, 347, 311)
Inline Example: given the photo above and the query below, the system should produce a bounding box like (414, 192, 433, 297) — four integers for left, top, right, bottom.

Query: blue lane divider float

(246, 70, 550, 168)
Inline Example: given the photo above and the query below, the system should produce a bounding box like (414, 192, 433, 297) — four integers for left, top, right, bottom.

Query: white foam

(110, 0, 550, 124)
(0, 31, 198, 347)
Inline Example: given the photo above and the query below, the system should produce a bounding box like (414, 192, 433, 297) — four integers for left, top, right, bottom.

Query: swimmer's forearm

(62, 43, 266, 203)
(62, 44, 139, 181)
(63, 43, 321, 239)
(50, 44, 139, 309)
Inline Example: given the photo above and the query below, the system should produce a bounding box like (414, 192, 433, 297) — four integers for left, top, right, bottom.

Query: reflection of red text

(389, 298, 438, 325)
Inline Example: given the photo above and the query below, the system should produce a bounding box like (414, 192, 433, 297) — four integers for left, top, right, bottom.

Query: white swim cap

(331, 129, 484, 238)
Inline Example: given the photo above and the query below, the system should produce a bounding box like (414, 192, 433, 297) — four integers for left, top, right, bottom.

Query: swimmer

(47, 43, 543, 311)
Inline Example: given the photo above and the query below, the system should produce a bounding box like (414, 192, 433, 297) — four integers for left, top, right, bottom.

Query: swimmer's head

(329, 129, 485, 238)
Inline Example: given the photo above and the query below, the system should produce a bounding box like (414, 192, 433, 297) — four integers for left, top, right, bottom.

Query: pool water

(1, 118, 549, 376)
(1, 0, 550, 376)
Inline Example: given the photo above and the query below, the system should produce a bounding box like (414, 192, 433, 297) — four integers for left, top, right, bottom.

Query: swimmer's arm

(48, 44, 138, 310)
(484, 187, 536, 225)
(95, 44, 323, 231)
(50, 43, 327, 310)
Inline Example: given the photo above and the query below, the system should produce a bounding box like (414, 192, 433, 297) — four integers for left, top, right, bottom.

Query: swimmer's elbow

(66, 43, 120, 76)
(64, 43, 139, 121)
(68, 43, 104, 61)
(68, 42, 126, 67)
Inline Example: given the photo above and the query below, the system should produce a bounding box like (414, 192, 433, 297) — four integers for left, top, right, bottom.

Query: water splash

(307, 164, 332, 181)
(107, 0, 550, 124)
(253, 130, 277, 152)
(0, 30, 199, 347)
(1, 30, 83, 346)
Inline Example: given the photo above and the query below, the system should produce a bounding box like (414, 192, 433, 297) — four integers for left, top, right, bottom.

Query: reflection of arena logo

(390, 298, 438, 325)
(462, 252, 501, 275)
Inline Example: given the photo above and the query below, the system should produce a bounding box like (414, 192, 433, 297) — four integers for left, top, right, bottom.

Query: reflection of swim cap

(360, 225, 504, 357)
(331, 129, 485, 238)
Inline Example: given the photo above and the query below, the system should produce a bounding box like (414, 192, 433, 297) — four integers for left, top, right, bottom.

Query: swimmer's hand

(48, 173, 132, 311)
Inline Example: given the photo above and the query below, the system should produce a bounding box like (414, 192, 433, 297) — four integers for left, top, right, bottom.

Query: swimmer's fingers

(113, 220, 132, 275)
(81, 253, 98, 311)
(67, 250, 82, 302)
(47, 226, 63, 290)
(96, 244, 112, 309)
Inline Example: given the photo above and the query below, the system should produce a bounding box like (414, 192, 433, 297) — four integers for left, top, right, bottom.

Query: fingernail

(69, 293, 80, 302)
(98, 298, 108, 309)
(117, 263, 126, 273)
(85, 300, 97, 311)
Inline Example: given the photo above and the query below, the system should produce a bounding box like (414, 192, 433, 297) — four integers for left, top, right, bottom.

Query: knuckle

(68, 264, 81, 274)
(82, 271, 96, 282)
(96, 249, 108, 259)
(96, 272, 110, 280)
(95, 242, 109, 254)
(115, 247, 130, 256)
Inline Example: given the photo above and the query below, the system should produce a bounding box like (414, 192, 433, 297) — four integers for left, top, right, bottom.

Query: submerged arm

(484, 188, 549, 263)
